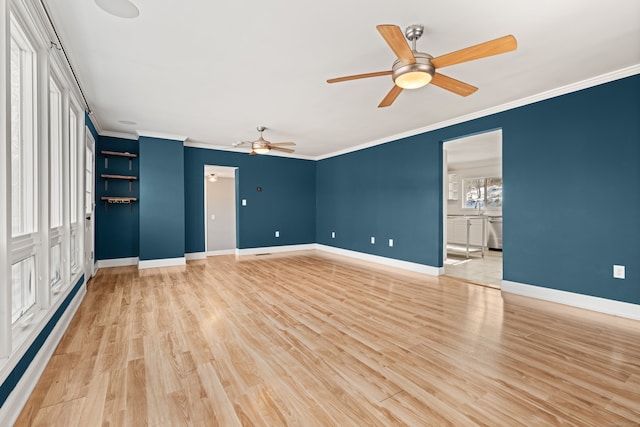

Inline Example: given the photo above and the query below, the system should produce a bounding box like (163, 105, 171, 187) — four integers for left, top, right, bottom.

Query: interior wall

(206, 177, 236, 252)
(139, 136, 185, 261)
(316, 74, 639, 305)
(184, 148, 316, 253)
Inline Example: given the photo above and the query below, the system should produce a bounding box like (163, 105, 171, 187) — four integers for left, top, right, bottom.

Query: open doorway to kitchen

(204, 165, 238, 256)
(443, 130, 502, 289)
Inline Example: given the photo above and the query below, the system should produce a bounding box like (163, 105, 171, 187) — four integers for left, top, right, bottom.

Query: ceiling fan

(233, 126, 296, 155)
(327, 24, 517, 108)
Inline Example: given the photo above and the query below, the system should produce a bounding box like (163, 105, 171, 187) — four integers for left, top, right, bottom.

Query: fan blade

(376, 25, 416, 64)
(327, 70, 393, 84)
(269, 142, 296, 147)
(431, 73, 478, 97)
(431, 35, 517, 69)
(269, 146, 295, 153)
(378, 85, 403, 108)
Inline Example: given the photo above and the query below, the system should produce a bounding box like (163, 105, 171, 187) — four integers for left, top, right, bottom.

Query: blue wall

(316, 74, 640, 305)
(184, 148, 316, 252)
(95, 136, 139, 260)
(316, 135, 443, 266)
(139, 137, 185, 261)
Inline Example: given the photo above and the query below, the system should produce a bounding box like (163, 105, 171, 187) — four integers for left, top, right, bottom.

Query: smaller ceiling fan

(327, 24, 517, 108)
(233, 126, 296, 155)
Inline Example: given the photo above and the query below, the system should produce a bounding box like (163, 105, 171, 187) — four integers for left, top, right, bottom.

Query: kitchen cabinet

(446, 216, 486, 258)
(447, 173, 459, 201)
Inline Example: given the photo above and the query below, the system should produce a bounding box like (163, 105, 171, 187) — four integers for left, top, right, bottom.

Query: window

(10, 14, 38, 238)
(85, 146, 93, 216)
(463, 177, 502, 209)
(49, 78, 63, 229)
(11, 256, 36, 324)
(69, 107, 79, 272)
(50, 243, 62, 292)
(69, 108, 78, 224)
(10, 13, 39, 328)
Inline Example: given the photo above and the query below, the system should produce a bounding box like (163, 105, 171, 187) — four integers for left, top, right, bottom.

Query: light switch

(211, 214, 215, 220)
(275, 231, 280, 237)
(370, 236, 375, 244)
(331, 231, 335, 239)
(389, 239, 394, 247)
(613, 265, 625, 279)
(242, 199, 247, 206)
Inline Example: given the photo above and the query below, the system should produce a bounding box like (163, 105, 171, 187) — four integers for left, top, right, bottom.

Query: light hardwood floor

(15, 251, 640, 426)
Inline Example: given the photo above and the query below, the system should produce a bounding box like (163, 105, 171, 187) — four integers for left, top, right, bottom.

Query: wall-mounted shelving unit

(100, 150, 138, 209)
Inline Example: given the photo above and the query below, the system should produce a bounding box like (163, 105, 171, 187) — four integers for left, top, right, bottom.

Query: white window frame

(8, 9, 41, 339)
(68, 99, 82, 276)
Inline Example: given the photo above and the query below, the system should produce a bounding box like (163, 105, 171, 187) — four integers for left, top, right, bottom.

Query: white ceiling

(43, 0, 640, 159)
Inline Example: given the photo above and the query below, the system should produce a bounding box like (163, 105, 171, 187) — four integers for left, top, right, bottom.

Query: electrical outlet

(389, 239, 393, 247)
(613, 265, 625, 279)
(211, 214, 215, 220)
(370, 236, 375, 244)
(331, 231, 335, 238)
(242, 199, 247, 206)
(275, 231, 280, 238)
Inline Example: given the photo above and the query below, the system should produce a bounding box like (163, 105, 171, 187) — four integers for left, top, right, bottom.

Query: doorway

(204, 165, 237, 255)
(84, 127, 95, 279)
(443, 130, 503, 288)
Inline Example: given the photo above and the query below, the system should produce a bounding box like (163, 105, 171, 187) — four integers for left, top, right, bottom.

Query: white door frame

(84, 127, 95, 279)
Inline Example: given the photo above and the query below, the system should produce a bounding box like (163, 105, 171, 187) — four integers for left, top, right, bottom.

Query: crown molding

(136, 130, 188, 142)
(183, 140, 316, 161)
(99, 130, 138, 140)
(315, 65, 640, 160)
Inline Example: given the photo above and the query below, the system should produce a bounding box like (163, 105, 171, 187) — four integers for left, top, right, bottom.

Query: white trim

(501, 280, 640, 321)
(96, 257, 139, 269)
(185, 252, 206, 260)
(136, 130, 187, 142)
(183, 140, 316, 160)
(99, 130, 137, 141)
(186, 140, 251, 152)
(138, 257, 186, 269)
(0, 282, 86, 427)
(87, 112, 103, 135)
(206, 249, 235, 257)
(235, 244, 316, 256)
(316, 65, 640, 160)
(315, 244, 443, 276)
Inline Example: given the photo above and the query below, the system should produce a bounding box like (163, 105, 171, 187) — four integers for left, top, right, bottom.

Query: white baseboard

(96, 257, 139, 269)
(206, 249, 235, 257)
(185, 252, 206, 260)
(315, 244, 444, 276)
(235, 244, 316, 256)
(138, 257, 186, 269)
(0, 281, 86, 427)
(501, 280, 640, 321)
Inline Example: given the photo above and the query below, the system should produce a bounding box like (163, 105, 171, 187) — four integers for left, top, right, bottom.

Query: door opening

(204, 165, 237, 256)
(443, 129, 503, 289)
(84, 127, 95, 279)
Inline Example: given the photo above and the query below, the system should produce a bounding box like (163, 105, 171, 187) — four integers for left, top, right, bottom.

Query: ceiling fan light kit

(327, 23, 517, 107)
(393, 52, 435, 89)
(235, 126, 296, 155)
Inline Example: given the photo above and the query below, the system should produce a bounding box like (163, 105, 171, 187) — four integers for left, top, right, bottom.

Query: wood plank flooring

(15, 251, 640, 426)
